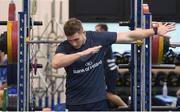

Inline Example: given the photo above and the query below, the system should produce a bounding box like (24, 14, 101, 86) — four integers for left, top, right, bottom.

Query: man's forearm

(52, 45, 102, 69)
(52, 52, 82, 69)
(116, 28, 155, 43)
(129, 28, 155, 40)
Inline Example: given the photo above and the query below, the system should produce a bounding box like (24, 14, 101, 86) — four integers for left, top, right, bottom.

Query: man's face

(67, 32, 85, 49)
(95, 26, 102, 32)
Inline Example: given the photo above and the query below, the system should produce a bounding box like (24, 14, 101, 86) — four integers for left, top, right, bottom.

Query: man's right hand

(78, 45, 102, 57)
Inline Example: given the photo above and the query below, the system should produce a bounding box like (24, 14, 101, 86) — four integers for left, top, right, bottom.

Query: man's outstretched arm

(116, 23, 176, 43)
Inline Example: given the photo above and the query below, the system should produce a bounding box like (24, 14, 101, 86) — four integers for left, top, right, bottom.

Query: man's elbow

(52, 60, 61, 69)
(52, 54, 63, 69)
(52, 62, 58, 69)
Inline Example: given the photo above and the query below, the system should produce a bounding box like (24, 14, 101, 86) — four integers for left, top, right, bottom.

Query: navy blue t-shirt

(55, 31, 117, 105)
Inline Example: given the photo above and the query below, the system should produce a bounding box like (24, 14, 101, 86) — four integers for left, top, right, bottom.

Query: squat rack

(17, 0, 30, 111)
(17, 0, 65, 111)
(130, 0, 151, 111)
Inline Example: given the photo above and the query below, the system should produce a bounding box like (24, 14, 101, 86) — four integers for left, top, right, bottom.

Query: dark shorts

(105, 71, 118, 93)
(66, 100, 109, 111)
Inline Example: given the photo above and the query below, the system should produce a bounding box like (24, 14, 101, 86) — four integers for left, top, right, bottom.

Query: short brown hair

(64, 18, 83, 36)
(96, 23, 108, 31)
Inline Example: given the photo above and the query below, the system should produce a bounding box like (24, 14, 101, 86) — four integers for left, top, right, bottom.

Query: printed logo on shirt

(85, 61, 93, 66)
(73, 60, 102, 74)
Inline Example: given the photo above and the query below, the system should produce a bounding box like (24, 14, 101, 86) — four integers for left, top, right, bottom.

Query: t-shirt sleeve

(55, 42, 68, 54)
(92, 31, 117, 46)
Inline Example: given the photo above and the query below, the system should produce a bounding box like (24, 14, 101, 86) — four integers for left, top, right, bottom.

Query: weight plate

(152, 35, 159, 64)
(163, 37, 170, 55)
(8, 1, 16, 21)
(7, 22, 13, 64)
(11, 21, 18, 63)
(158, 36, 164, 64)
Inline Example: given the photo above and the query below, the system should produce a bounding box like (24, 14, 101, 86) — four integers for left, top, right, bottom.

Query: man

(95, 23, 127, 108)
(52, 18, 175, 111)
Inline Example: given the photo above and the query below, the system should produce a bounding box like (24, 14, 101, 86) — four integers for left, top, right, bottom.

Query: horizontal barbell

(0, 21, 43, 26)
(118, 64, 176, 69)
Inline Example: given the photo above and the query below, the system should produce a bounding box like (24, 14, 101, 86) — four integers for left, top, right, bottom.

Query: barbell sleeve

(0, 21, 43, 26)
(170, 42, 180, 47)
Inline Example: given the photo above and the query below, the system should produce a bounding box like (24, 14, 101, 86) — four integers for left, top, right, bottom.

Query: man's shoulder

(85, 31, 100, 40)
(59, 40, 69, 46)
(86, 31, 95, 36)
(56, 40, 71, 51)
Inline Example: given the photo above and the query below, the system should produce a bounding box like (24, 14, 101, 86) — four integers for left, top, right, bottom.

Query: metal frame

(17, 12, 27, 111)
(130, 0, 152, 111)
(130, 0, 143, 110)
(143, 12, 152, 111)
(17, 0, 29, 111)
(17, 0, 65, 110)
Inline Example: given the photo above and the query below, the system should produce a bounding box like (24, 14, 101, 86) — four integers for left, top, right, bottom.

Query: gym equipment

(152, 72, 156, 87)
(0, 32, 7, 54)
(118, 1, 179, 111)
(7, 1, 17, 64)
(174, 53, 180, 65)
(0, 1, 41, 64)
(158, 36, 164, 64)
(167, 71, 179, 86)
(111, 38, 178, 65)
(7, 64, 17, 86)
(7, 21, 18, 64)
(120, 22, 178, 65)
(152, 23, 159, 64)
(116, 72, 124, 87)
(0, 0, 65, 111)
(163, 49, 176, 64)
(0, 20, 42, 26)
(7, 22, 13, 64)
(123, 71, 130, 87)
(0, 1, 43, 111)
(155, 71, 167, 87)
(8, 87, 17, 109)
(2, 88, 8, 111)
(129, 3, 152, 109)
(122, 51, 131, 64)
(164, 37, 170, 55)
(0, 25, 178, 65)
(8, 1, 16, 21)
(113, 52, 123, 65)
(31, 0, 37, 16)
(151, 22, 173, 64)
(116, 61, 176, 69)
